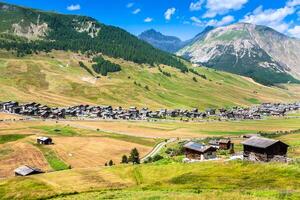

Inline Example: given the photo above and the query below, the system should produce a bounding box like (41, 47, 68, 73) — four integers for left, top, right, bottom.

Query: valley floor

(0, 112, 300, 199)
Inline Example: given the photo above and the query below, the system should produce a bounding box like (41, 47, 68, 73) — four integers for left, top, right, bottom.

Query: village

(0, 101, 299, 121)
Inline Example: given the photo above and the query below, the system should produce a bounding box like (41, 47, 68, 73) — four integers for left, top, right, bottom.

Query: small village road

(141, 138, 177, 162)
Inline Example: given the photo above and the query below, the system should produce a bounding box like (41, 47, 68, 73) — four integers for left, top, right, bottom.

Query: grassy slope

(0, 50, 299, 109)
(1, 161, 300, 200)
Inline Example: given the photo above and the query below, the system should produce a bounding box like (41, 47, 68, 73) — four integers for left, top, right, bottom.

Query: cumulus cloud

(67, 4, 80, 11)
(144, 17, 153, 23)
(132, 8, 141, 14)
(190, 0, 204, 11)
(207, 15, 235, 26)
(241, 4, 295, 33)
(164, 8, 176, 20)
(127, 3, 134, 8)
(288, 26, 300, 38)
(203, 0, 248, 18)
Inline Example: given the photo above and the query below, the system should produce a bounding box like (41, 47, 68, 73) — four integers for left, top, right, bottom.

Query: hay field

(0, 141, 50, 178)
(61, 117, 300, 138)
(49, 136, 151, 168)
(0, 121, 155, 178)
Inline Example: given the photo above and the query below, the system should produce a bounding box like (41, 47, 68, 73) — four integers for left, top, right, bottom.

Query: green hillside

(0, 2, 187, 72)
(0, 50, 300, 109)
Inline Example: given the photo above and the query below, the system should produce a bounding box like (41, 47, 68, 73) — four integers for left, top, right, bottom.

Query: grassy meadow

(1, 161, 300, 200)
(0, 50, 299, 109)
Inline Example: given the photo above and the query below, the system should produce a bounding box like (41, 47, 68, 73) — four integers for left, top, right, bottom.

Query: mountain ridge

(177, 22, 300, 85)
(138, 29, 187, 53)
(0, 2, 188, 72)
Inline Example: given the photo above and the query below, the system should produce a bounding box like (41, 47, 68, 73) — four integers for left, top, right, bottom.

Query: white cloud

(67, 4, 80, 11)
(241, 5, 295, 33)
(288, 26, 300, 38)
(203, 0, 248, 18)
(144, 17, 153, 23)
(164, 8, 176, 20)
(287, 0, 300, 7)
(207, 15, 235, 26)
(132, 8, 141, 14)
(127, 3, 134, 8)
(190, 16, 205, 26)
(190, 0, 204, 11)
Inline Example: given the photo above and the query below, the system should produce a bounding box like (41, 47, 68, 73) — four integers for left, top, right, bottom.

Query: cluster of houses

(183, 136, 289, 163)
(1, 101, 299, 121)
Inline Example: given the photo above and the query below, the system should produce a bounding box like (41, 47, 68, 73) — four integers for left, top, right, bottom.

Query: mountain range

(141, 24, 300, 85)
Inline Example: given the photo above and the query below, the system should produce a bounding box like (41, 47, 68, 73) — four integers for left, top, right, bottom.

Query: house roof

(14, 165, 43, 176)
(37, 137, 51, 141)
(184, 142, 216, 153)
(242, 137, 288, 148)
(219, 139, 231, 144)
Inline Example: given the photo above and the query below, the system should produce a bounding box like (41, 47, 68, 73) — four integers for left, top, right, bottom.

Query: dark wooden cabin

(218, 139, 231, 150)
(184, 142, 217, 160)
(37, 137, 52, 145)
(242, 137, 289, 162)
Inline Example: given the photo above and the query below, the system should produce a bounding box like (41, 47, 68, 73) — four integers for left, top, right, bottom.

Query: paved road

(141, 138, 177, 162)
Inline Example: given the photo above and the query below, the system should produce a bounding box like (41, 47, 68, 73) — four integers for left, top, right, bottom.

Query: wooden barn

(242, 137, 289, 162)
(14, 165, 43, 176)
(218, 139, 231, 150)
(37, 137, 52, 145)
(184, 142, 217, 160)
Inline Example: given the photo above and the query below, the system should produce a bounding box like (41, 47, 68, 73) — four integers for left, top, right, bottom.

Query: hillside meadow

(0, 50, 300, 109)
(0, 161, 300, 200)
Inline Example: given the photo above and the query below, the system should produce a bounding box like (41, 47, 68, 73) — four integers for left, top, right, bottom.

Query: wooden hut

(37, 137, 52, 145)
(184, 142, 217, 160)
(242, 137, 288, 162)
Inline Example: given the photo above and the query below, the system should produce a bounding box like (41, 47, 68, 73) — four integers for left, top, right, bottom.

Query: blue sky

(2, 0, 300, 40)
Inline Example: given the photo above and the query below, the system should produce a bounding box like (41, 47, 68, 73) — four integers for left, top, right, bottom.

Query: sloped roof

(14, 165, 43, 176)
(242, 137, 288, 148)
(219, 139, 230, 144)
(184, 142, 216, 153)
(37, 136, 51, 141)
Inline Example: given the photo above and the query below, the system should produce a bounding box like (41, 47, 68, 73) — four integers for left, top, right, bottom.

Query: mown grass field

(0, 121, 157, 177)
(1, 161, 300, 200)
(0, 50, 300, 109)
(60, 117, 300, 138)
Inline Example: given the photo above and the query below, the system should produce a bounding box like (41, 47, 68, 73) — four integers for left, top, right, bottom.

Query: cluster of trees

(78, 61, 94, 76)
(189, 68, 207, 79)
(158, 67, 171, 77)
(92, 56, 121, 76)
(0, 9, 188, 72)
(120, 148, 140, 165)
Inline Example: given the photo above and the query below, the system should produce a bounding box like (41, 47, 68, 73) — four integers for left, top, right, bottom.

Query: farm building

(242, 137, 289, 162)
(37, 137, 52, 145)
(218, 139, 232, 150)
(14, 165, 43, 176)
(208, 139, 232, 150)
(184, 142, 217, 161)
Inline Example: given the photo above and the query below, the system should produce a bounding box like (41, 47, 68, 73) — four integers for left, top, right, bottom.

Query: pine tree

(121, 155, 128, 164)
(129, 148, 140, 164)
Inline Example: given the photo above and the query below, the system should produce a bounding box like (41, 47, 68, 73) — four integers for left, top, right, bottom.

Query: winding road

(141, 138, 177, 162)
